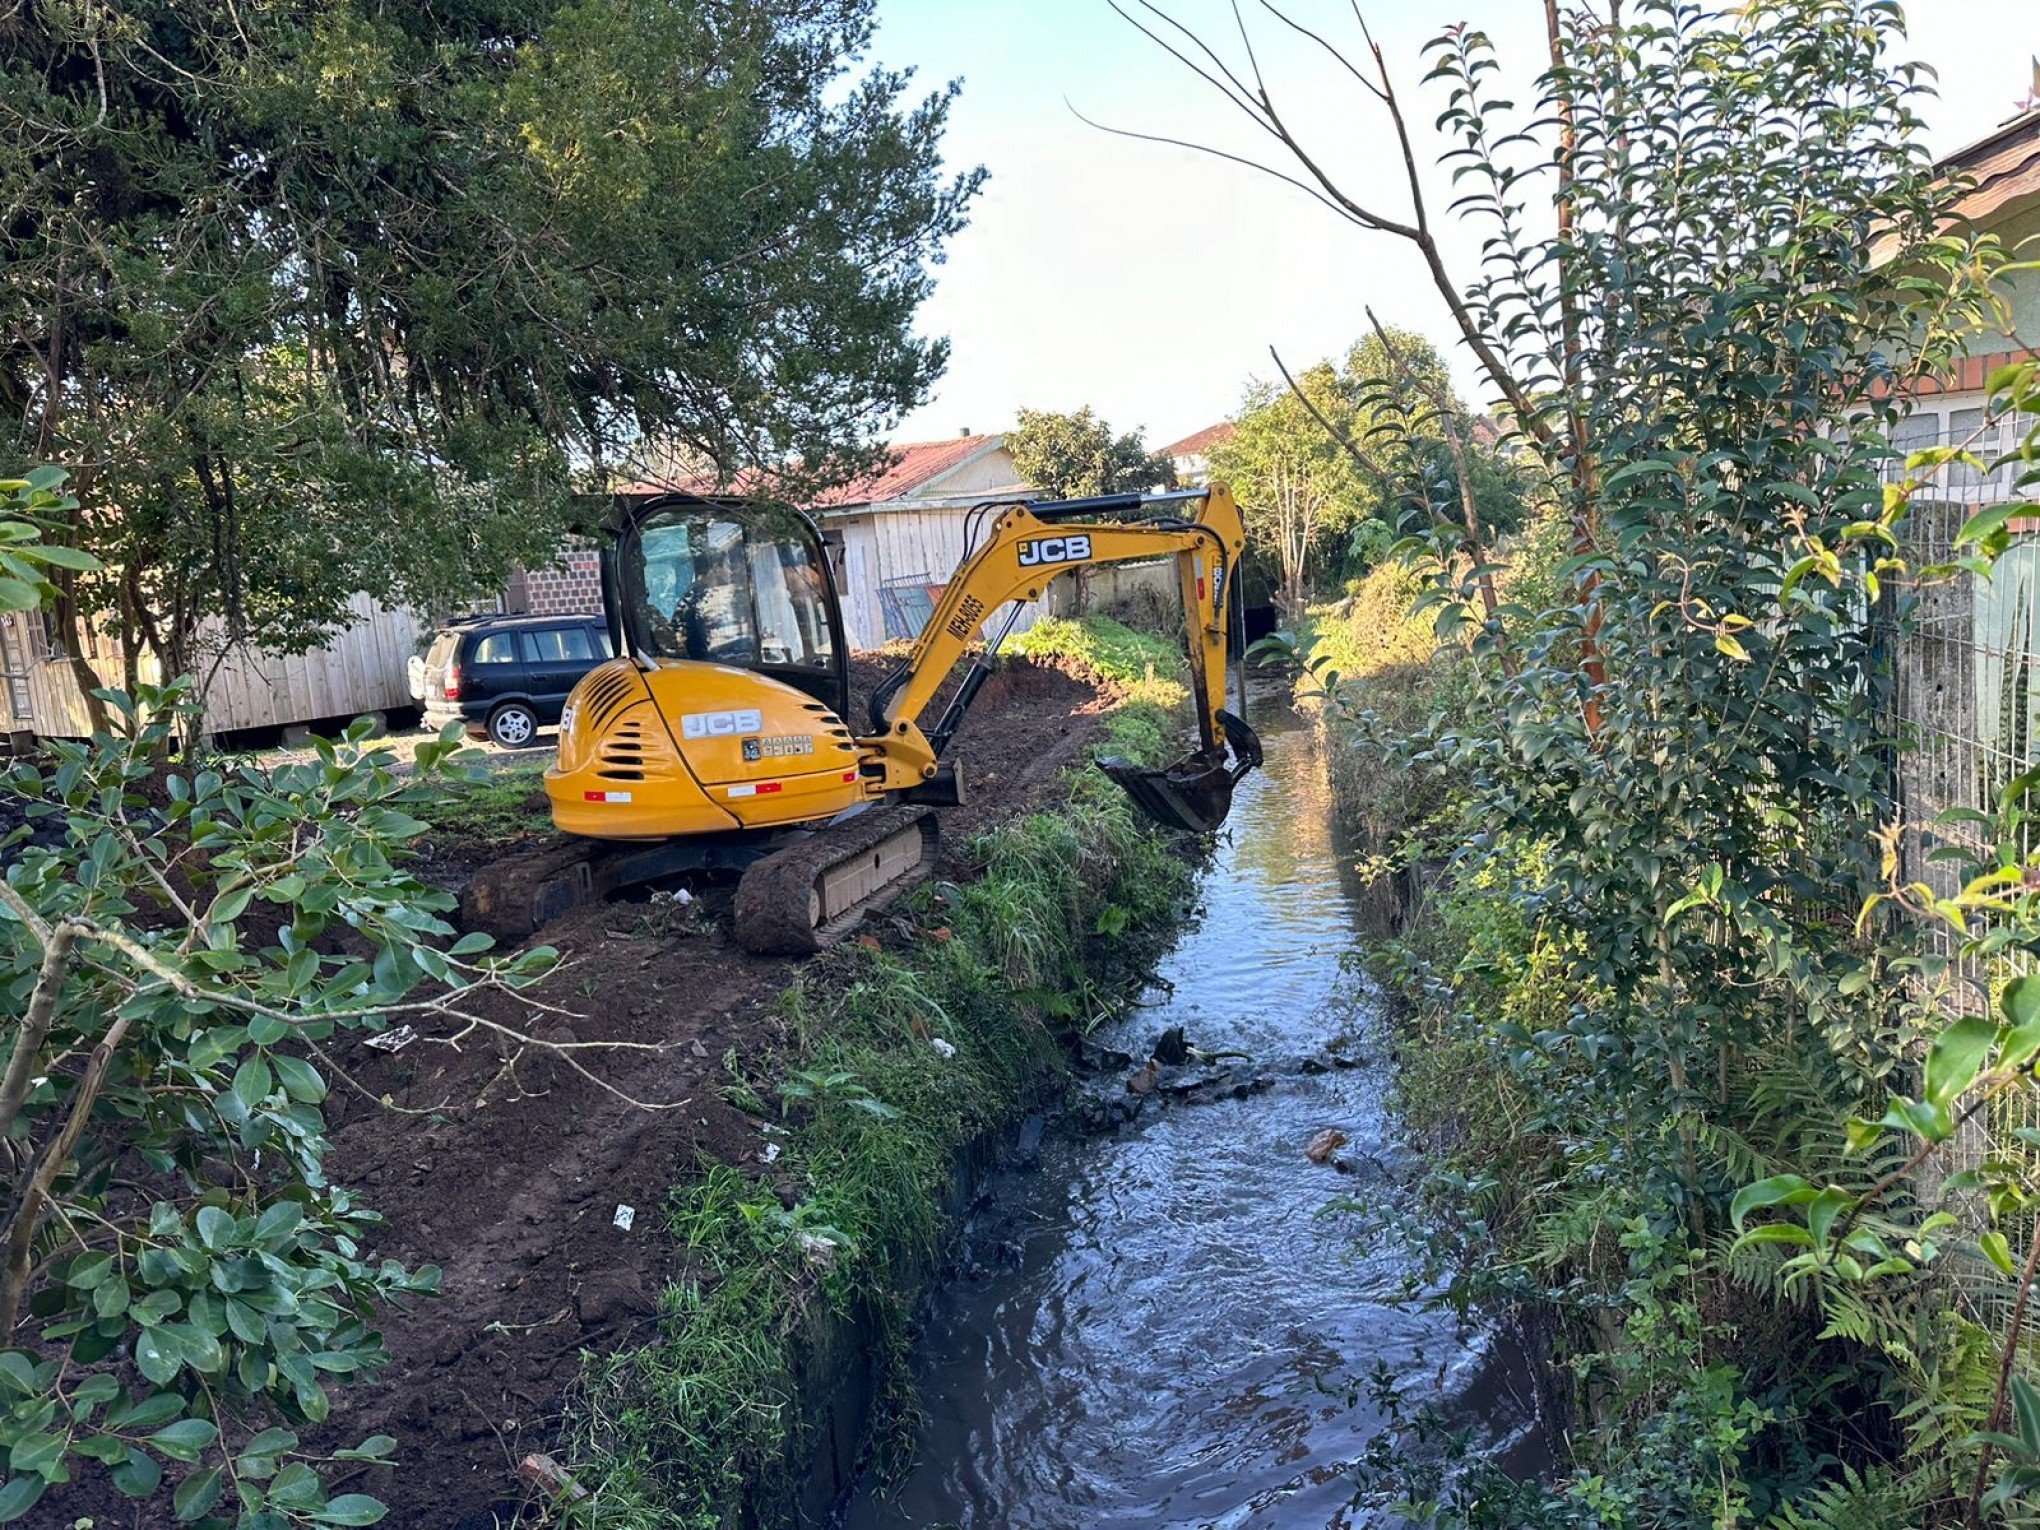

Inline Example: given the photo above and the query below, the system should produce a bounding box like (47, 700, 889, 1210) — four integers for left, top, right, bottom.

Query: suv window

(521, 626, 596, 663)
(471, 632, 519, 664)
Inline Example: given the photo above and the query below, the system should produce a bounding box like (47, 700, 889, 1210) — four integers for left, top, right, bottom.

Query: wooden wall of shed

(0, 596, 421, 740)
(829, 505, 1047, 651)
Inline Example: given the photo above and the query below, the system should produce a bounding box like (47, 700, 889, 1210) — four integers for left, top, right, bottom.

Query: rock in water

(1152, 1025, 1191, 1065)
(1305, 1127, 1349, 1165)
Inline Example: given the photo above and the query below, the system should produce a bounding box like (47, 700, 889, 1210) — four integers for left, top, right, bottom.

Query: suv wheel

(488, 702, 540, 748)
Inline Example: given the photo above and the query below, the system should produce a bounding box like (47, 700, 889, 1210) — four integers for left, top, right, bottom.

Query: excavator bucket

(1098, 710, 1263, 834)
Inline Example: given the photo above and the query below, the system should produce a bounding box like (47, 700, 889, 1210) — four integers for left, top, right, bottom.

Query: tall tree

(1219, 326, 1527, 614)
(1209, 366, 1362, 617)
(0, 0, 980, 714)
(1005, 406, 1175, 499)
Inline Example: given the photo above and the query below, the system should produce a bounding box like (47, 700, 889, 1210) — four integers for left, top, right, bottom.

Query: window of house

(1948, 407, 1987, 492)
(1880, 412, 1940, 486)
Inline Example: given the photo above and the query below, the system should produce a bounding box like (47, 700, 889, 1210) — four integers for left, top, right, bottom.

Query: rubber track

(460, 838, 605, 943)
(732, 805, 940, 956)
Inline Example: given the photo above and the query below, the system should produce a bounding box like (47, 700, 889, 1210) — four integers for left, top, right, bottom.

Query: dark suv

(416, 614, 613, 747)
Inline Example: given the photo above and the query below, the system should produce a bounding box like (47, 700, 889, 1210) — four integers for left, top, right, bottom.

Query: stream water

(841, 715, 1541, 1529)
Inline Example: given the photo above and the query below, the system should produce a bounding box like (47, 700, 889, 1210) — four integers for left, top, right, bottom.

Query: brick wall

(510, 539, 603, 616)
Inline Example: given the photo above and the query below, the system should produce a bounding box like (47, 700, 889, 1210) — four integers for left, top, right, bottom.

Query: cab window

(625, 506, 836, 671)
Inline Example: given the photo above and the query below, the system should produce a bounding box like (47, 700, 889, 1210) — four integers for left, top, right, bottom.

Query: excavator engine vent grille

(801, 701, 860, 755)
(580, 666, 644, 733)
(596, 712, 658, 781)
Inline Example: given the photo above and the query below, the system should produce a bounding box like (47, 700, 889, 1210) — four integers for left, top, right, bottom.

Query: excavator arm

(857, 485, 1262, 832)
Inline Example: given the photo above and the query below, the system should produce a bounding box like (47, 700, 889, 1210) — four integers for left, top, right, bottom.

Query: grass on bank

(559, 617, 1196, 1529)
(406, 759, 551, 857)
(1013, 612, 1189, 712)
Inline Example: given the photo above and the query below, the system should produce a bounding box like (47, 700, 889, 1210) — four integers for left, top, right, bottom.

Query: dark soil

(189, 655, 1106, 1528)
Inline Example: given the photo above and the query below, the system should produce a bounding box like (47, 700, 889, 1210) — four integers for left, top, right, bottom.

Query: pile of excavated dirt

(314, 655, 1111, 1526)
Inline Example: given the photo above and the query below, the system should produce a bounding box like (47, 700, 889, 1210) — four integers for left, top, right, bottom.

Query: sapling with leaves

(0, 686, 683, 1525)
(0, 468, 99, 612)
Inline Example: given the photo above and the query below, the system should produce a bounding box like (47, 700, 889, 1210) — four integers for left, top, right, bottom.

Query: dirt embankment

(314, 655, 1113, 1527)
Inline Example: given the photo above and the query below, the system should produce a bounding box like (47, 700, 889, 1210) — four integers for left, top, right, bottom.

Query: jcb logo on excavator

(1017, 535, 1091, 568)
(681, 708, 764, 740)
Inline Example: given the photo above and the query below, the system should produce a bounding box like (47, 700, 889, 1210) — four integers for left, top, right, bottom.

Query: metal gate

(0, 614, 32, 728)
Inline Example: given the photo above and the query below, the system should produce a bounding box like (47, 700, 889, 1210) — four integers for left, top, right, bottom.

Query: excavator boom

(854, 485, 1261, 829)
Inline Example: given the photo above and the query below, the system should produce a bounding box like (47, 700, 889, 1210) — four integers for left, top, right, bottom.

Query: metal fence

(1885, 419, 2037, 1340)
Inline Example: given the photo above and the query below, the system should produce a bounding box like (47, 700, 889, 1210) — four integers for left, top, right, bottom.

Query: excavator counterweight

(467, 486, 1259, 952)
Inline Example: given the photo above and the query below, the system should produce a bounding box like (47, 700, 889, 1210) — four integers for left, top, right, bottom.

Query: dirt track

(308, 656, 1113, 1526)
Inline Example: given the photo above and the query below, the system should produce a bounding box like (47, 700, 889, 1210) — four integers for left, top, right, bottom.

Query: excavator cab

(604, 495, 851, 719)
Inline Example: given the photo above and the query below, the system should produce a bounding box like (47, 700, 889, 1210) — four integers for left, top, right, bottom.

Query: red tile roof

(812, 435, 1002, 507)
(613, 435, 1005, 509)
(1160, 421, 1234, 458)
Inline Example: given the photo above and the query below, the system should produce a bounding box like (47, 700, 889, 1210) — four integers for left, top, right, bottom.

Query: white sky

(874, 0, 2039, 449)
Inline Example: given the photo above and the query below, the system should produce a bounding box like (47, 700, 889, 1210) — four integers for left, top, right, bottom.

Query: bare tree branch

(1105, 4, 1551, 444)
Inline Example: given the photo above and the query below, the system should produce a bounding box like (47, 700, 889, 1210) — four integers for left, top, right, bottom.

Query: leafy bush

(0, 690, 556, 1526)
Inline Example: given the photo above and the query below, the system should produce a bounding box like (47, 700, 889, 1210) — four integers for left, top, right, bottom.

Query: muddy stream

(842, 715, 1541, 1528)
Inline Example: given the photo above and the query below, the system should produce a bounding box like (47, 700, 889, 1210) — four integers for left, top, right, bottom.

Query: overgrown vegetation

(561, 686, 1192, 1527)
(1150, 0, 2040, 1521)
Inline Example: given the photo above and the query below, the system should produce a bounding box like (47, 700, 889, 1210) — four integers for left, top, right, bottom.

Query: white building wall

(0, 596, 422, 741)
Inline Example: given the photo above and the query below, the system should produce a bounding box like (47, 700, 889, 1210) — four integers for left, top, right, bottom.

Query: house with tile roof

(807, 433, 1036, 648)
(1159, 421, 1235, 487)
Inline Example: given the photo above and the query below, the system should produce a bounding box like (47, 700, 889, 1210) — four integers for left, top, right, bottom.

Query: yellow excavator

(462, 484, 1261, 953)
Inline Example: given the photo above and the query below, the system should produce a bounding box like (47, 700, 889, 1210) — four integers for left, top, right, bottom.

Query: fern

(1765, 1463, 1925, 1530)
